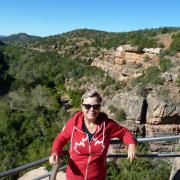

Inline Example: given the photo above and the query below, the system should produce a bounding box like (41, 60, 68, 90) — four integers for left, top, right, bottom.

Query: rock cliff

(92, 44, 180, 152)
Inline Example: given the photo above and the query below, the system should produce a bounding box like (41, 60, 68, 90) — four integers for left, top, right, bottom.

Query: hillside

(0, 33, 41, 44)
(0, 27, 180, 179)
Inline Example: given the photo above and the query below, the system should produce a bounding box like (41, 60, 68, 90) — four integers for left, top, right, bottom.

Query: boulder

(143, 48, 161, 54)
(147, 95, 180, 124)
(109, 93, 144, 121)
(18, 167, 49, 180)
(119, 45, 139, 52)
(18, 166, 66, 180)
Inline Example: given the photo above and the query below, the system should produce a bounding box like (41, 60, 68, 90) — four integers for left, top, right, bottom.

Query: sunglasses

(82, 104, 101, 110)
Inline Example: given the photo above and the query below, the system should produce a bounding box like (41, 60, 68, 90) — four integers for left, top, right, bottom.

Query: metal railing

(0, 135, 180, 179)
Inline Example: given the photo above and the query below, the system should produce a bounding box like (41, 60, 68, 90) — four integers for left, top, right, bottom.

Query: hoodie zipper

(72, 125, 103, 180)
(85, 143, 91, 180)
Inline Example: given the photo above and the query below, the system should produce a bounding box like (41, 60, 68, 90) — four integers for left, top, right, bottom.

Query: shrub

(144, 66, 163, 85)
(68, 90, 84, 108)
(106, 158, 170, 180)
(135, 83, 148, 98)
(159, 58, 172, 72)
(171, 32, 180, 52)
(131, 66, 164, 87)
(108, 105, 126, 122)
(160, 49, 177, 58)
(176, 75, 180, 87)
(144, 55, 151, 62)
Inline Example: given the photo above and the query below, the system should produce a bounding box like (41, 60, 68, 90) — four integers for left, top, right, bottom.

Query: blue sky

(1, 0, 180, 37)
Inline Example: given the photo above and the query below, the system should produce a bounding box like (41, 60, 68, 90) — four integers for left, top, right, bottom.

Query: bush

(144, 55, 151, 62)
(131, 66, 163, 87)
(68, 90, 84, 108)
(144, 66, 163, 85)
(176, 75, 180, 87)
(171, 32, 180, 52)
(159, 58, 172, 72)
(106, 158, 170, 180)
(108, 105, 126, 122)
(160, 49, 177, 58)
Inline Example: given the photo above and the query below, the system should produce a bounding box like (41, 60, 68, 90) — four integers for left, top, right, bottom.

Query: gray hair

(81, 90, 102, 104)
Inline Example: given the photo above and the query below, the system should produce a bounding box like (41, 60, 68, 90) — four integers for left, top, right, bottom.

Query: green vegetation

(144, 55, 151, 62)
(68, 89, 84, 108)
(107, 142, 170, 180)
(108, 105, 126, 122)
(0, 27, 178, 178)
(160, 31, 180, 58)
(131, 66, 164, 90)
(0, 41, 115, 177)
(176, 75, 180, 87)
(159, 58, 172, 72)
(107, 158, 170, 180)
(131, 66, 164, 97)
(171, 32, 180, 52)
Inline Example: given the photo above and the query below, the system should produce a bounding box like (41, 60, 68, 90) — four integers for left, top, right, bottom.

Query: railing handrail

(0, 157, 49, 178)
(110, 134, 180, 144)
(35, 152, 180, 180)
(1, 134, 180, 178)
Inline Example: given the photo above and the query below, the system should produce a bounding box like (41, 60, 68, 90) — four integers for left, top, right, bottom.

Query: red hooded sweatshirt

(51, 112, 136, 180)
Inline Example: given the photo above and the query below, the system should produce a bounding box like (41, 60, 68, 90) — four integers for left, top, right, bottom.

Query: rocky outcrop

(147, 95, 180, 124)
(145, 124, 179, 136)
(92, 45, 160, 81)
(18, 167, 49, 180)
(91, 43, 180, 153)
(18, 166, 66, 180)
(169, 156, 180, 180)
(104, 89, 180, 152)
(143, 47, 161, 54)
(107, 92, 145, 121)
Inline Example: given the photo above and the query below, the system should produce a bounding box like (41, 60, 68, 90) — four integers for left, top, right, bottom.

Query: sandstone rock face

(144, 124, 180, 152)
(147, 95, 180, 124)
(18, 166, 66, 180)
(92, 45, 159, 81)
(104, 91, 180, 152)
(109, 93, 144, 121)
(143, 47, 161, 54)
(18, 167, 49, 180)
(116, 44, 139, 52)
(145, 124, 179, 136)
(91, 44, 180, 154)
(75, 39, 91, 48)
(169, 153, 180, 180)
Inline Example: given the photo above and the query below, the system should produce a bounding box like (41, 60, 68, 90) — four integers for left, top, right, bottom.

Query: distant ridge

(0, 33, 41, 44)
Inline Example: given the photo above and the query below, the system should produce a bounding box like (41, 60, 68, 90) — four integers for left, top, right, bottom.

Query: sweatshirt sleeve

(108, 119, 137, 144)
(51, 119, 72, 155)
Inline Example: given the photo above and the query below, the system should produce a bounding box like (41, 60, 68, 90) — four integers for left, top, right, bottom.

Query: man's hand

(49, 152, 59, 165)
(127, 144, 137, 162)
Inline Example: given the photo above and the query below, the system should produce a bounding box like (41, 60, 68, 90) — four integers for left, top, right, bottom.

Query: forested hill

(0, 27, 180, 179)
(0, 33, 41, 44)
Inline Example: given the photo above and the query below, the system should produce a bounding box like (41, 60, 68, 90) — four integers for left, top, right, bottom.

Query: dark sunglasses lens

(83, 104, 100, 110)
(93, 104, 100, 110)
(84, 104, 91, 110)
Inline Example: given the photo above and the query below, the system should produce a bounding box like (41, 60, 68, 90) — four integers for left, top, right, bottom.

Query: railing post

(50, 163, 60, 180)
